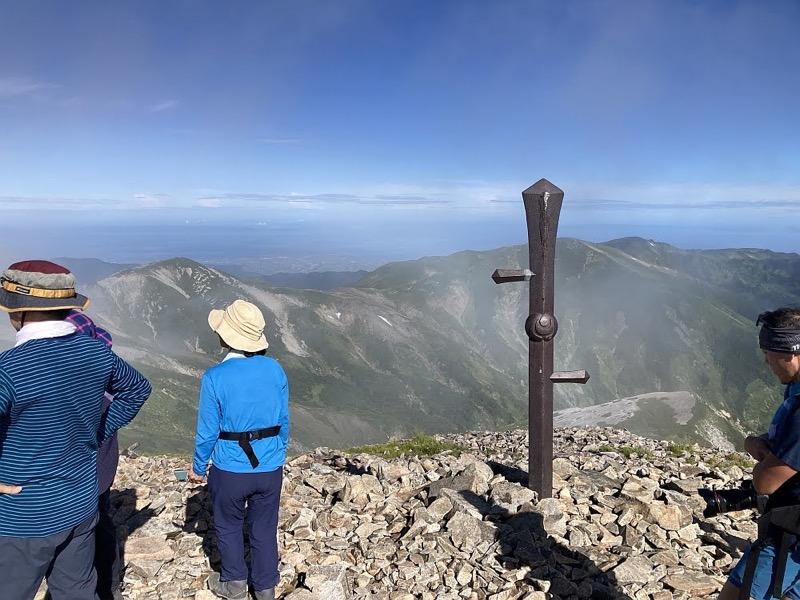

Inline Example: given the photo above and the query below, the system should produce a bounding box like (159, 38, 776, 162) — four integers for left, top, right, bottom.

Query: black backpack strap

(772, 531, 795, 598)
(740, 539, 766, 600)
(739, 540, 766, 600)
(219, 426, 281, 469)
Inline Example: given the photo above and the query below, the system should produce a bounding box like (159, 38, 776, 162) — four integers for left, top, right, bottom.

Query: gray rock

(98, 426, 759, 599)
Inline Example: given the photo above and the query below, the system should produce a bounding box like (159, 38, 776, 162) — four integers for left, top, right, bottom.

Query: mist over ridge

(12, 236, 790, 456)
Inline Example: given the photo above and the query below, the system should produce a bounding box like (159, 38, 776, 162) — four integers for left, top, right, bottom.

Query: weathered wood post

(492, 178, 589, 497)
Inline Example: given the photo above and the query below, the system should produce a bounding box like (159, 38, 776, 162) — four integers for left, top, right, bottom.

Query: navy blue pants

(208, 466, 283, 591)
(0, 513, 99, 600)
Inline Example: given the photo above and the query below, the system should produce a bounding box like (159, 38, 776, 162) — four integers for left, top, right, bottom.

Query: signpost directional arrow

(491, 269, 534, 284)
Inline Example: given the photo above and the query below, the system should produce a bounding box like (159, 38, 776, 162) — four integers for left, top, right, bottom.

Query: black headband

(757, 314, 800, 354)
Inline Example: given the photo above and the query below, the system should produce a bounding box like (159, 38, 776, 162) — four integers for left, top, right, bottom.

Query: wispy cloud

(0, 192, 172, 211)
(563, 182, 800, 213)
(0, 195, 115, 209)
(197, 192, 453, 207)
(570, 198, 800, 211)
(198, 198, 223, 208)
(257, 137, 301, 144)
(4, 182, 795, 219)
(133, 193, 170, 207)
(0, 76, 58, 98)
(150, 99, 179, 112)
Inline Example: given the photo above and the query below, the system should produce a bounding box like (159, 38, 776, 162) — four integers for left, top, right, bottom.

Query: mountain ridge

(26, 237, 800, 455)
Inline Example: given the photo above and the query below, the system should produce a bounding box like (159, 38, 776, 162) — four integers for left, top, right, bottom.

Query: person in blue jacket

(189, 299, 289, 600)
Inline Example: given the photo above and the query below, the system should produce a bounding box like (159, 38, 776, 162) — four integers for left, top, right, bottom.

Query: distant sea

(1, 212, 794, 271)
(3, 216, 530, 267)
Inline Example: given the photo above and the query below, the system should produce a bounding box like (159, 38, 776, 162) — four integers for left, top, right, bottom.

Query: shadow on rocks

(485, 460, 529, 484)
(341, 457, 369, 476)
(183, 486, 220, 573)
(458, 489, 630, 600)
(430, 459, 633, 600)
(109, 488, 158, 582)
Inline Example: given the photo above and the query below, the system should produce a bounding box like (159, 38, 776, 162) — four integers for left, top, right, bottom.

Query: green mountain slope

(88, 259, 528, 453)
(83, 238, 799, 454)
(358, 238, 795, 444)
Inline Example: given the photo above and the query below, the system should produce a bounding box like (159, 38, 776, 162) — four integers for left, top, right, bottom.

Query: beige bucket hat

(208, 299, 268, 352)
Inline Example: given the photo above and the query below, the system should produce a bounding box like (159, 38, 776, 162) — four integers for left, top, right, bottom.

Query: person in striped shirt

(65, 310, 123, 600)
(0, 260, 151, 600)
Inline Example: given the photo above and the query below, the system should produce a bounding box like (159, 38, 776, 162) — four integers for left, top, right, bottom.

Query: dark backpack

(740, 479, 800, 600)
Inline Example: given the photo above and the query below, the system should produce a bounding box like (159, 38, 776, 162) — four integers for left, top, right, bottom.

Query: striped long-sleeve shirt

(0, 332, 151, 537)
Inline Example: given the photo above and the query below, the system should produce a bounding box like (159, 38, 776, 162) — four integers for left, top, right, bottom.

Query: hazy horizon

(5, 221, 795, 275)
(2, 203, 796, 269)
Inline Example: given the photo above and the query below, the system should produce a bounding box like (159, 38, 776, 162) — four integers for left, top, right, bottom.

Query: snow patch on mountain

(96, 272, 143, 307)
(117, 347, 205, 378)
(554, 391, 697, 427)
(241, 284, 310, 357)
(149, 268, 191, 299)
(696, 421, 735, 452)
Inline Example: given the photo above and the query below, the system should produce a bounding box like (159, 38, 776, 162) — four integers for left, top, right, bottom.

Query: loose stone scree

(491, 178, 590, 498)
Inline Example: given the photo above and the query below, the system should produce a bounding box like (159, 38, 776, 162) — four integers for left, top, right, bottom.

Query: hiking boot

(207, 572, 248, 600)
(254, 588, 275, 600)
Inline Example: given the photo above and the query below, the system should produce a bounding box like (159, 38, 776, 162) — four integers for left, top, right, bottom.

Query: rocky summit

(39, 427, 760, 599)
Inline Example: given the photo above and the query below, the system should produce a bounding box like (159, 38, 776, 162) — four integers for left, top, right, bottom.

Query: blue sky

(0, 0, 798, 265)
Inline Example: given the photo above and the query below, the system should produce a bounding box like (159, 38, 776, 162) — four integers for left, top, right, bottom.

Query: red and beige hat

(0, 260, 90, 313)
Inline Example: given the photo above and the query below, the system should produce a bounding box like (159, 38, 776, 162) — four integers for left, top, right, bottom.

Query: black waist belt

(219, 426, 281, 469)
